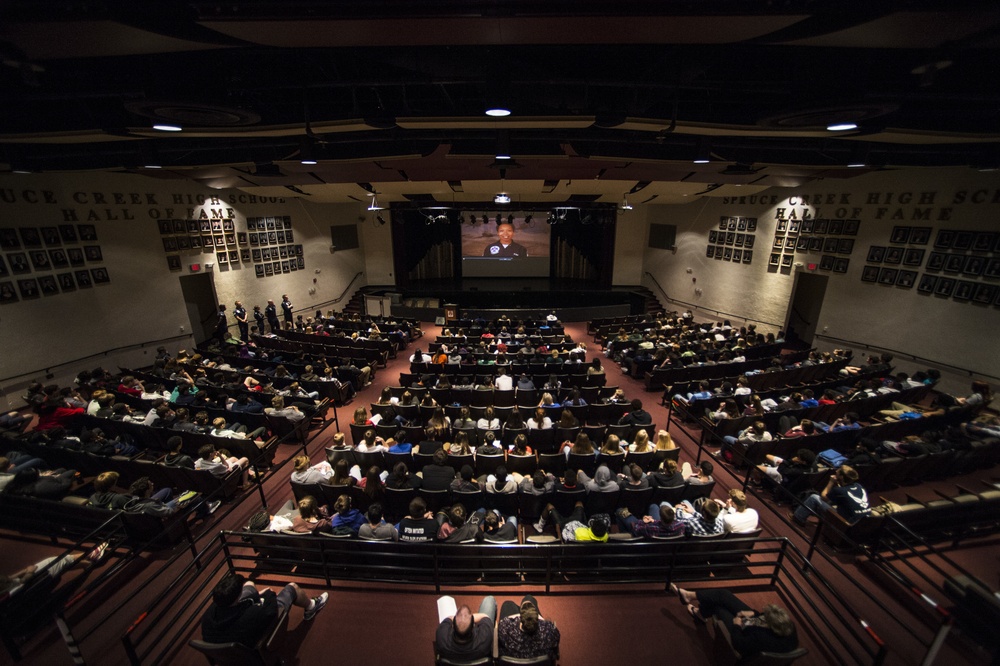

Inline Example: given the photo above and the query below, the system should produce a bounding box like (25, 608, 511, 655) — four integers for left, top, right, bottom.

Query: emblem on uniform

(490, 246, 499, 255)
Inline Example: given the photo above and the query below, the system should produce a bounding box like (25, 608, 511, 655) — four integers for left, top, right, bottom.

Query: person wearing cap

(498, 595, 561, 660)
(435, 596, 497, 661)
(719, 489, 759, 534)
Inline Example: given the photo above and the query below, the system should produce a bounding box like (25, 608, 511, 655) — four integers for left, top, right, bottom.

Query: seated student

(519, 470, 556, 496)
(671, 586, 797, 660)
(87, 471, 134, 510)
(755, 449, 818, 497)
(327, 458, 358, 488)
(479, 510, 519, 542)
(229, 393, 264, 414)
(386, 462, 420, 490)
(717, 421, 772, 463)
(289, 495, 332, 534)
(397, 497, 439, 542)
(265, 396, 307, 424)
(670, 498, 725, 536)
(719, 489, 759, 533)
(201, 572, 327, 647)
(648, 458, 685, 489)
(3, 467, 78, 500)
(482, 465, 518, 495)
(791, 465, 871, 526)
(436, 503, 482, 543)
(290, 454, 333, 484)
(934, 379, 993, 410)
(533, 500, 610, 542)
(359, 502, 399, 541)
(618, 399, 652, 426)
(0, 542, 110, 601)
(420, 449, 456, 491)
(497, 596, 561, 660)
(617, 463, 648, 490)
(681, 459, 714, 485)
(475, 431, 503, 457)
(195, 444, 250, 486)
(435, 596, 497, 661)
(330, 494, 365, 534)
(356, 429, 388, 453)
(449, 465, 480, 493)
(210, 417, 267, 443)
(527, 407, 553, 430)
(615, 503, 686, 539)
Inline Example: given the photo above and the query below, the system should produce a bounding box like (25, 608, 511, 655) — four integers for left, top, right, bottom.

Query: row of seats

(642, 344, 795, 390)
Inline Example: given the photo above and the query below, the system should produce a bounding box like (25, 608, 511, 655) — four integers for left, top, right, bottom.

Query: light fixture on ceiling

(620, 194, 633, 211)
(367, 192, 383, 211)
(826, 122, 858, 132)
(376, 214, 387, 226)
(485, 107, 511, 117)
(299, 136, 317, 165)
(693, 139, 711, 164)
(152, 123, 182, 132)
(140, 143, 161, 169)
(495, 130, 511, 160)
(847, 144, 870, 168)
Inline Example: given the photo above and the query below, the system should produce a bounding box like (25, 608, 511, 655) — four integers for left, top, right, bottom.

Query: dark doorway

(785, 272, 828, 347)
(178, 273, 217, 344)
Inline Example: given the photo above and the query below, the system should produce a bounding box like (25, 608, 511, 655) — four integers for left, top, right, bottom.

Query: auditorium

(0, 3, 998, 665)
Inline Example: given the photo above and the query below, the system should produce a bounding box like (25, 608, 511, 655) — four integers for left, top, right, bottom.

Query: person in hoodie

(330, 493, 365, 534)
(576, 465, 618, 494)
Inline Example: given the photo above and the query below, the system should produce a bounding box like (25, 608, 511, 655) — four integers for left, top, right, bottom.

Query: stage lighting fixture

(494, 193, 511, 204)
(299, 136, 317, 165)
(482, 214, 489, 225)
(376, 214, 387, 225)
(495, 214, 502, 225)
(367, 193, 383, 211)
(620, 194, 633, 211)
(524, 214, 533, 225)
(507, 214, 514, 225)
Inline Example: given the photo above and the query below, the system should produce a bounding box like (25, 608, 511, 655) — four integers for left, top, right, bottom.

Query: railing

(813, 333, 999, 382)
(121, 533, 887, 666)
(643, 271, 784, 329)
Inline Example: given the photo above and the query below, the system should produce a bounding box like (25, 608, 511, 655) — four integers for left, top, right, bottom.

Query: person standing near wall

(281, 295, 293, 325)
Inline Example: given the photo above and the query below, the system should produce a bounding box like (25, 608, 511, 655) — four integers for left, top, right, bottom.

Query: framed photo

(820, 255, 835, 270)
(878, 267, 898, 285)
(240, 248, 251, 263)
(809, 237, 823, 252)
(202, 235, 214, 248)
(867, 246, 886, 263)
(262, 248, 272, 261)
(19, 227, 41, 248)
(199, 219, 212, 232)
(773, 236, 784, 249)
(176, 236, 190, 251)
(963, 255, 985, 276)
(171, 219, 186, 234)
(780, 254, 793, 267)
(251, 249, 262, 262)
(796, 236, 810, 252)
(211, 219, 223, 232)
(158, 220, 173, 235)
(884, 247, 903, 265)
(926, 252, 945, 271)
(903, 248, 925, 267)
(908, 227, 930, 245)
(776, 219, 788, 232)
(223, 219, 235, 231)
(788, 220, 800, 234)
(217, 251, 228, 264)
(228, 250, 239, 263)
(266, 218, 276, 230)
(828, 219, 844, 235)
(917, 274, 938, 293)
(709, 231, 718, 243)
(732, 249, 742, 263)
(769, 253, 780, 266)
(91, 267, 110, 284)
(267, 231, 277, 244)
(17, 278, 39, 299)
(861, 265, 880, 283)
(833, 258, 849, 273)
(38, 275, 58, 296)
(294, 245, 303, 256)
(746, 218, 757, 232)
(838, 239, 854, 254)
(29, 249, 51, 271)
(737, 218, 747, 231)
(296, 256, 305, 270)
(984, 258, 1000, 279)
(801, 220, 815, 234)
(934, 229, 954, 249)
(67, 248, 85, 267)
(49, 248, 69, 268)
(289, 259, 297, 272)
(264, 263, 274, 276)
(186, 220, 200, 233)
(273, 261, 283, 273)
(57, 272, 76, 292)
(0, 281, 17, 303)
(890, 226, 910, 244)
(944, 254, 965, 273)
(224, 233, 235, 246)
(279, 246, 288, 258)
(743, 235, 754, 249)
(728, 219, 737, 231)
(973, 283, 998, 305)
(813, 219, 829, 234)
(719, 217, 729, 230)
(8, 252, 30, 274)
(41, 227, 61, 246)
(974, 232, 995, 251)
(249, 233, 259, 246)
(953, 280, 976, 301)
(167, 255, 182, 271)
(75, 269, 92, 288)
(214, 234, 224, 247)
(1, 228, 21, 250)
(952, 231, 973, 250)
(726, 232, 735, 245)
(723, 247, 733, 261)
(935, 277, 956, 297)
(162, 237, 177, 252)
(255, 264, 265, 278)
(189, 235, 202, 249)
(77, 225, 97, 241)
(247, 218, 257, 231)
(823, 238, 839, 253)
(277, 231, 286, 243)
(742, 250, 753, 264)
(784, 237, 796, 249)
(843, 219, 860, 236)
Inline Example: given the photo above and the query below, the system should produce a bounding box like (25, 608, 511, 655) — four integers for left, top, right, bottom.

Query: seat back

(383, 487, 416, 522)
(189, 640, 269, 666)
(505, 454, 538, 478)
(537, 452, 566, 477)
(566, 453, 597, 478)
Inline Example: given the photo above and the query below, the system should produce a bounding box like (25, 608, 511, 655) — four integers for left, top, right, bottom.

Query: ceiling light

(826, 122, 858, 132)
(620, 194, 633, 211)
(486, 107, 511, 117)
(152, 123, 182, 132)
(299, 136, 317, 165)
(368, 193, 383, 211)
(494, 193, 511, 204)
(693, 139, 711, 164)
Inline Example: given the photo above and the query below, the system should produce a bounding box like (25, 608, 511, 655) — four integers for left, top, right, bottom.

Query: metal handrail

(643, 272, 784, 329)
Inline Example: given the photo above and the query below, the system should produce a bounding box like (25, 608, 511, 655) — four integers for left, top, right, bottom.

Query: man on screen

(483, 222, 528, 257)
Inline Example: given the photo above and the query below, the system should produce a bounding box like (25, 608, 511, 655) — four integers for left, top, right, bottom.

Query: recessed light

(495, 153, 511, 160)
(827, 122, 858, 131)
(152, 124, 183, 132)
(486, 108, 511, 117)
(300, 158, 317, 165)
(847, 162, 866, 168)
(693, 158, 710, 164)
